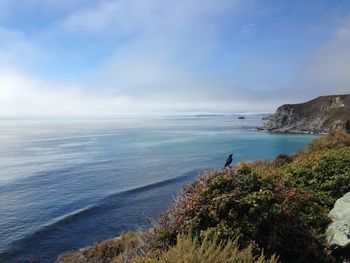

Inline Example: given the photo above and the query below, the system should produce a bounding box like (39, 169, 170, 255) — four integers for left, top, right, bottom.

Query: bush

(287, 147, 350, 207)
(155, 169, 330, 262)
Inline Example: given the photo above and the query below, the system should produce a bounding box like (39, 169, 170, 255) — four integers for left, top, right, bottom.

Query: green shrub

(287, 147, 350, 207)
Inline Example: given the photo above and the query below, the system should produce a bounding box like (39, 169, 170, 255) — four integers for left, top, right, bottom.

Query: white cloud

(0, 66, 132, 117)
(0, 64, 277, 117)
(0, 1, 349, 117)
(297, 16, 350, 96)
(0, 0, 268, 117)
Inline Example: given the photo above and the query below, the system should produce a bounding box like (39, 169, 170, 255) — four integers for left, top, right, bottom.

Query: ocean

(0, 116, 316, 262)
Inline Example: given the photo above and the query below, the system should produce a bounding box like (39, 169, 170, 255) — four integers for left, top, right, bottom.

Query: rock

(262, 114, 272, 121)
(265, 94, 350, 134)
(326, 192, 350, 257)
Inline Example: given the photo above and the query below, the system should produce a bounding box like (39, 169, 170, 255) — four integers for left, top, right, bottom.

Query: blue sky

(1, 0, 350, 117)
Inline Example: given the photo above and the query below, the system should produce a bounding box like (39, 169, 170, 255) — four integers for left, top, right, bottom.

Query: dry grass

(57, 232, 142, 263)
(295, 130, 350, 157)
(133, 234, 279, 263)
(57, 231, 277, 263)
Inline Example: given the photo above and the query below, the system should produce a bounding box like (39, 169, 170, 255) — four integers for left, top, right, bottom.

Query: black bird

(224, 154, 233, 168)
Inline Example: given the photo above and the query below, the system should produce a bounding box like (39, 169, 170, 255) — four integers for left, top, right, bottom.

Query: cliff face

(265, 94, 350, 133)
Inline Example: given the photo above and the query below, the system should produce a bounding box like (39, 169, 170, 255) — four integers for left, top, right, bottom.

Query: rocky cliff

(265, 94, 350, 133)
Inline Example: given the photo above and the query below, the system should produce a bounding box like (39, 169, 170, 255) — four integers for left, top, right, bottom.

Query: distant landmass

(265, 94, 350, 133)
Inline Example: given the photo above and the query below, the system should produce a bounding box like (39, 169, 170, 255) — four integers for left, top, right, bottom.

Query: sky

(0, 0, 350, 117)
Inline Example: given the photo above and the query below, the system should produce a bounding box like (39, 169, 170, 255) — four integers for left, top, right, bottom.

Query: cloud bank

(0, 1, 349, 117)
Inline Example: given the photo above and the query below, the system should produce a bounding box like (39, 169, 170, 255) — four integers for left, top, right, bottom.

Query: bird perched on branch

(224, 154, 233, 168)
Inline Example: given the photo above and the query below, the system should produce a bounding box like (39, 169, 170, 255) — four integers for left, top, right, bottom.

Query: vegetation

(57, 130, 350, 263)
(57, 232, 141, 263)
(133, 234, 278, 263)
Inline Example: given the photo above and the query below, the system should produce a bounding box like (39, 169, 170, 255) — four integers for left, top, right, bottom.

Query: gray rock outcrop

(326, 192, 350, 257)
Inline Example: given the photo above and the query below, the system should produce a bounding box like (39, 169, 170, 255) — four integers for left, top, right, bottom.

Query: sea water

(0, 116, 316, 262)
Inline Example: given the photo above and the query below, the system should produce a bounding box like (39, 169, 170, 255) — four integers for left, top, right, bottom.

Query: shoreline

(257, 126, 327, 135)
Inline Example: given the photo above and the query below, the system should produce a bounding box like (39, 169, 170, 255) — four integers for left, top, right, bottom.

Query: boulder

(326, 192, 350, 258)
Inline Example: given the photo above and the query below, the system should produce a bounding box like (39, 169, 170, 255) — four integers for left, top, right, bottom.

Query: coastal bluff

(265, 94, 350, 133)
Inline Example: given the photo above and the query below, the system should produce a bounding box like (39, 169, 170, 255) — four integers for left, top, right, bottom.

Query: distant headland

(263, 94, 350, 134)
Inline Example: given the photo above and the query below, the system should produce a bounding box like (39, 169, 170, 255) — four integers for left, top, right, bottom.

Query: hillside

(57, 131, 350, 263)
(265, 94, 350, 133)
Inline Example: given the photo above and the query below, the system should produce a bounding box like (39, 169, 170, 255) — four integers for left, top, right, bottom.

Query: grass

(57, 232, 141, 263)
(133, 234, 278, 263)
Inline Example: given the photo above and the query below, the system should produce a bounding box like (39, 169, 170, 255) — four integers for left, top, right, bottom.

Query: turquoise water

(0, 116, 316, 262)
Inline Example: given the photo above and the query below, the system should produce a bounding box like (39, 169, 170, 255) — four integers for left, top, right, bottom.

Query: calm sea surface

(0, 116, 316, 262)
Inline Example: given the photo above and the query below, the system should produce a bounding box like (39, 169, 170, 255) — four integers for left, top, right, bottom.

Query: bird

(224, 154, 233, 168)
